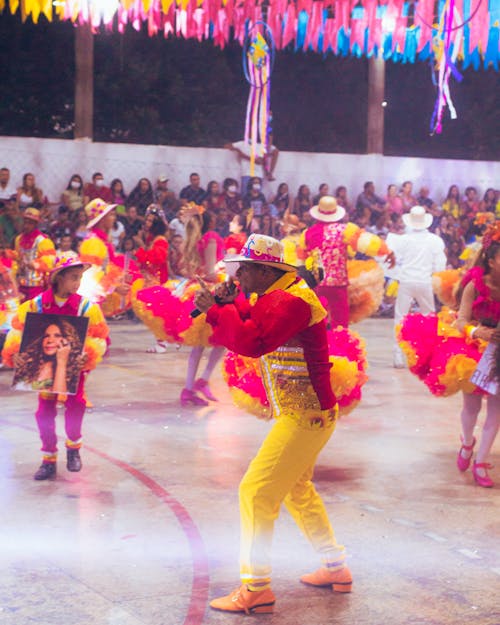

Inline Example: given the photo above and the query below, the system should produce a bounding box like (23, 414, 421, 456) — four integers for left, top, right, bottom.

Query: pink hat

(224, 233, 297, 272)
(85, 198, 117, 229)
(50, 254, 91, 284)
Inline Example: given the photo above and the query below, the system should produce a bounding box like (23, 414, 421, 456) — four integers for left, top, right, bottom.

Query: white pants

(394, 281, 435, 359)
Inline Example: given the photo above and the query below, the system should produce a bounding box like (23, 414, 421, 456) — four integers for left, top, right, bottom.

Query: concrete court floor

(0, 317, 499, 625)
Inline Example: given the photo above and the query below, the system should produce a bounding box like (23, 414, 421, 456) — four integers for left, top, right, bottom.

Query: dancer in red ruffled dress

(398, 222, 500, 487)
(132, 207, 226, 405)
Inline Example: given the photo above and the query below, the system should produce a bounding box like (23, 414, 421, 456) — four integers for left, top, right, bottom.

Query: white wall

(1, 135, 498, 206)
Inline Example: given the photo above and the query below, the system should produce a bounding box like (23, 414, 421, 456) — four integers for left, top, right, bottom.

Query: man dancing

(194, 233, 351, 615)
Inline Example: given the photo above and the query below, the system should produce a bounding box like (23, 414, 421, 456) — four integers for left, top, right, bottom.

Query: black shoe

(34, 462, 57, 481)
(66, 448, 82, 472)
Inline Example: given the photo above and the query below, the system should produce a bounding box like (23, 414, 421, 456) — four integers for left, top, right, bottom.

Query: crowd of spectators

(1, 165, 499, 274)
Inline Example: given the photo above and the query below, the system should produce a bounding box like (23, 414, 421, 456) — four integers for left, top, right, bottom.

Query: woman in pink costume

(398, 222, 500, 487)
(180, 209, 226, 405)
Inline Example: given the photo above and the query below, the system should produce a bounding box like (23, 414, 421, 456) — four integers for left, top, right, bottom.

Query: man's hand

(194, 276, 216, 313)
(115, 283, 130, 297)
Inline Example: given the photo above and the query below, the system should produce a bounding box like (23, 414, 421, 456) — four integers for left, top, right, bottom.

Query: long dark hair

(13, 319, 83, 390)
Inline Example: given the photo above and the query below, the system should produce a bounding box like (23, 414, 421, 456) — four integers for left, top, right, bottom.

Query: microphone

(190, 280, 237, 318)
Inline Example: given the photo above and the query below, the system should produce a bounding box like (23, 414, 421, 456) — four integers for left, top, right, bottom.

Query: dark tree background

(0, 11, 498, 160)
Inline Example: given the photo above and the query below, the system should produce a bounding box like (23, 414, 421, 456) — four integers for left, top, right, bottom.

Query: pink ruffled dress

(398, 267, 500, 397)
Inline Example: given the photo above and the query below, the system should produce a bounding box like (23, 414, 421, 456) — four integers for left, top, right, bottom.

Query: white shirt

(387, 229, 446, 283)
(0, 183, 17, 201)
(169, 218, 185, 239)
(109, 220, 125, 249)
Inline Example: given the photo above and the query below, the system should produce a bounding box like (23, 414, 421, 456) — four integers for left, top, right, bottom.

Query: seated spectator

(219, 178, 243, 218)
(441, 184, 460, 219)
(110, 178, 128, 207)
(121, 236, 138, 261)
(416, 186, 437, 212)
(385, 184, 403, 216)
(203, 180, 222, 212)
(460, 186, 480, 218)
(72, 208, 88, 242)
(214, 206, 230, 238)
(0, 196, 22, 247)
(334, 185, 354, 217)
(56, 233, 77, 257)
(16, 172, 45, 210)
(479, 188, 497, 214)
(61, 174, 84, 213)
(368, 211, 390, 238)
(155, 175, 178, 220)
(49, 206, 75, 247)
(292, 184, 313, 220)
(269, 183, 291, 219)
(84, 172, 113, 204)
(243, 177, 267, 223)
(398, 180, 416, 212)
(446, 239, 464, 270)
(127, 178, 154, 216)
(389, 212, 405, 234)
(355, 181, 385, 226)
(458, 215, 474, 243)
(312, 183, 329, 206)
(169, 205, 189, 239)
(0, 167, 17, 205)
(119, 205, 143, 240)
(260, 213, 279, 238)
(179, 172, 206, 205)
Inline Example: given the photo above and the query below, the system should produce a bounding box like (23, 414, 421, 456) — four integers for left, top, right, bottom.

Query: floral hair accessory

(482, 220, 500, 250)
(181, 202, 205, 217)
(474, 212, 496, 227)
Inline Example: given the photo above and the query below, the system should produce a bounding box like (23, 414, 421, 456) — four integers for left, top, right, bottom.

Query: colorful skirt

(397, 309, 486, 397)
(132, 277, 225, 347)
(347, 259, 385, 323)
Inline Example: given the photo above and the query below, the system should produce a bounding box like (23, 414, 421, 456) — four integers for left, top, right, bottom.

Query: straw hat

(402, 206, 433, 231)
(309, 196, 346, 223)
(85, 198, 118, 229)
(224, 233, 297, 272)
(50, 254, 91, 284)
(23, 207, 41, 222)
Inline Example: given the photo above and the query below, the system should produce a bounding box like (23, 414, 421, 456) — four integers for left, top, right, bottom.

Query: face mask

(252, 184, 261, 191)
(70, 181, 81, 189)
(227, 185, 237, 193)
(95, 179, 104, 187)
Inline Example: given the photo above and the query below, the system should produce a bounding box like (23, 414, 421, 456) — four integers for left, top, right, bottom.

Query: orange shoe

(209, 585, 276, 614)
(300, 566, 353, 593)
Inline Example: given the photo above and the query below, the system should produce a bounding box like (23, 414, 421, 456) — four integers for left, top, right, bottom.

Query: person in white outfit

(388, 206, 447, 368)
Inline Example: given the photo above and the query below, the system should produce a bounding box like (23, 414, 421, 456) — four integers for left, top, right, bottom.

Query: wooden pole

(367, 56, 385, 154)
(74, 24, 94, 140)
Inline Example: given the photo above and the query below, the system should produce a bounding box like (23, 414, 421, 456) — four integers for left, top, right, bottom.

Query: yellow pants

(239, 415, 345, 586)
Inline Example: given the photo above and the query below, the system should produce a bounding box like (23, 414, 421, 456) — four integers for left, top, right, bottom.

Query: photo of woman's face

(42, 324, 63, 356)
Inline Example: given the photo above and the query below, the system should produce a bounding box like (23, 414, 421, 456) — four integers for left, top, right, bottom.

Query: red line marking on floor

(0, 418, 210, 625)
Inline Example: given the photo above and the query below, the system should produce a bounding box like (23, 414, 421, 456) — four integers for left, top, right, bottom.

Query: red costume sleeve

(206, 290, 312, 357)
(207, 289, 336, 410)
